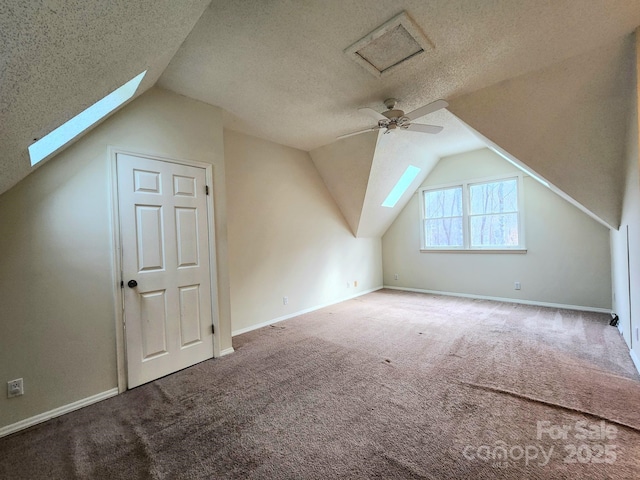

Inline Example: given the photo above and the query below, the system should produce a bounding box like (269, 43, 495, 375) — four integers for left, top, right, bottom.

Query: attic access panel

(345, 11, 433, 78)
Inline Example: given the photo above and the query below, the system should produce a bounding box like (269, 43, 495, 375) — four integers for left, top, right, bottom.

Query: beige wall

(382, 149, 612, 310)
(611, 30, 640, 365)
(225, 130, 383, 334)
(0, 87, 231, 429)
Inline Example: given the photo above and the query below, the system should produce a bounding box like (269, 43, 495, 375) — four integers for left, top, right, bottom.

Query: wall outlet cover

(7, 378, 24, 398)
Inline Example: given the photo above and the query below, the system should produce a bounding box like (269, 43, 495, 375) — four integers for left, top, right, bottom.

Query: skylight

(381, 165, 421, 208)
(28, 70, 147, 166)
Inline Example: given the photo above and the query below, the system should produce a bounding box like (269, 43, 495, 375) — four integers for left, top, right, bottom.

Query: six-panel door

(117, 153, 214, 388)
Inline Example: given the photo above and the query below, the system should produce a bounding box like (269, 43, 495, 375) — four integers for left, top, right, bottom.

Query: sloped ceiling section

(160, 0, 640, 153)
(448, 36, 635, 229)
(3, 0, 640, 234)
(157, 0, 640, 234)
(356, 132, 442, 238)
(309, 132, 378, 235)
(311, 110, 486, 238)
(356, 109, 487, 238)
(0, 0, 211, 195)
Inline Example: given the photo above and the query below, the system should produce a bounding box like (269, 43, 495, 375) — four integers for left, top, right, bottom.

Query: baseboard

(630, 349, 640, 376)
(218, 347, 235, 357)
(0, 388, 119, 439)
(232, 286, 383, 336)
(383, 286, 612, 314)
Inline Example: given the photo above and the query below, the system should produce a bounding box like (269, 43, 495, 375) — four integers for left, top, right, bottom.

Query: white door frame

(108, 146, 221, 392)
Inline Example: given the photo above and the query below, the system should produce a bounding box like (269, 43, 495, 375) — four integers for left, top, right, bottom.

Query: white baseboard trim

(630, 349, 640, 376)
(218, 347, 235, 357)
(232, 286, 383, 337)
(0, 387, 119, 439)
(383, 286, 612, 314)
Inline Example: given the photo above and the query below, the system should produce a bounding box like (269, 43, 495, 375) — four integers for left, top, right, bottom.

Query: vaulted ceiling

(0, 0, 210, 193)
(2, 0, 639, 231)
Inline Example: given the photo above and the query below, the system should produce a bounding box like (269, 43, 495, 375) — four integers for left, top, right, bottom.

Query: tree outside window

(421, 176, 523, 250)
(469, 179, 519, 247)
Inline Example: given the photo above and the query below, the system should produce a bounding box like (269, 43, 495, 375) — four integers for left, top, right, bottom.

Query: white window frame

(419, 174, 527, 253)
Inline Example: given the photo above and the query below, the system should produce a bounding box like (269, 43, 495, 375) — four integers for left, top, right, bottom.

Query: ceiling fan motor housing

(382, 98, 411, 129)
(383, 98, 399, 110)
(381, 112, 411, 131)
(382, 109, 405, 120)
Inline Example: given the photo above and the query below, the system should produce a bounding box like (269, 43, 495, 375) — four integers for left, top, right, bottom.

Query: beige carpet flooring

(1, 289, 639, 479)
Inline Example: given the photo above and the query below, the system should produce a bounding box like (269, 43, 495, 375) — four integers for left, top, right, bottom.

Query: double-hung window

(420, 175, 524, 251)
(423, 186, 464, 247)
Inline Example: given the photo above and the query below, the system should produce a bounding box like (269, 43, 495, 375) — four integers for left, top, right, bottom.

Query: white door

(117, 153, 214, 388)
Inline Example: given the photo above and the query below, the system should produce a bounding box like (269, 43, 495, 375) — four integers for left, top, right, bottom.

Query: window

(28, 70, 147, 166)
(423, 186, 463, 247)
(420, 176, 524, 251)
(382, 165, 421, 208)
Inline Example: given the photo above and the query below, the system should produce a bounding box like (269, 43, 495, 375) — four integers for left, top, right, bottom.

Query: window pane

(470, 213, 519, 247)
(469, 179, 517, 215)
(424, 187, 462, 218)
(425, 218, 463, 247)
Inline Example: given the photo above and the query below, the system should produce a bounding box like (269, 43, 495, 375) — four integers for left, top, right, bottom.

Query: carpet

(1, 289, 639, 479)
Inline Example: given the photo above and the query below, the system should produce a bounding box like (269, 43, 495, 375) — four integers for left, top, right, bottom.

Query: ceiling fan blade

(406, 123, 444, 134)
(337, 126, 379, 140)
(358, 107, 387, 121)
(404, 99, 449, 121)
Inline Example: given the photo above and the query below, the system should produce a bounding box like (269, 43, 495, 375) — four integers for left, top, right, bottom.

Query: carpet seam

(460, 381, 640, 433)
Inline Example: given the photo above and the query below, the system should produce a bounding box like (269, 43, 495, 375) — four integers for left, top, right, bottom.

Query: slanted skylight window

(381, 165, 421, 208)
(28, 70, 147, 166)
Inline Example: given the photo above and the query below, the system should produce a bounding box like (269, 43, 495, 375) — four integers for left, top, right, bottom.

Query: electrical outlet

(7, 378, 23, 398)
(283, 296, 288, 305)
(354, 280, 358, 287)
(394, 274, 399, 280)
(514, 282, 521, 290)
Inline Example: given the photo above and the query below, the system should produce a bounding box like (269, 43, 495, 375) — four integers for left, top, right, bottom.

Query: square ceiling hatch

(345, 11, 433, 78)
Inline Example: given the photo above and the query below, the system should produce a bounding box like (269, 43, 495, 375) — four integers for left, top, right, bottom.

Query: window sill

(420, 248, 527, 254)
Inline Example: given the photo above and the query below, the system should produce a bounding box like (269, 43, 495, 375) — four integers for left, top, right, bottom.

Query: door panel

(173, 175, 196, 197)
(134, 169, 161, 194)
(179, 285, 202, 346)
(140, 290, 168, 359)
(136, 205, 164, 271)
(117, 153, 214, 388)
(175, 207, 199, 267)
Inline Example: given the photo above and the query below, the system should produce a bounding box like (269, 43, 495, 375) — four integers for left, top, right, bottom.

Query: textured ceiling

(2, 0, 640, 231)
(357, 110, 487, 238)
(449, 36, 635, 228)
(156, 0, 640, 230)
(159, 0, 640, 151)
(0, 0, 210, 194)
(310, 110, 485, 237)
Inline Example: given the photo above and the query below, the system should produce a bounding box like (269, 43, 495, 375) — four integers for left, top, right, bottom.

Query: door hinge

(211, 324, 215, 335)
(205, 185, 209, 195)
(120, 280, 124, 288)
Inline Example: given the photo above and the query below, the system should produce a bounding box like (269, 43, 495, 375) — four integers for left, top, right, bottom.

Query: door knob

(127, 280, 138, 288)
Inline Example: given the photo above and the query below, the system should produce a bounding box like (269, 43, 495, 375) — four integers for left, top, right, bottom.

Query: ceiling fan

(338, 98, 448, 140)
